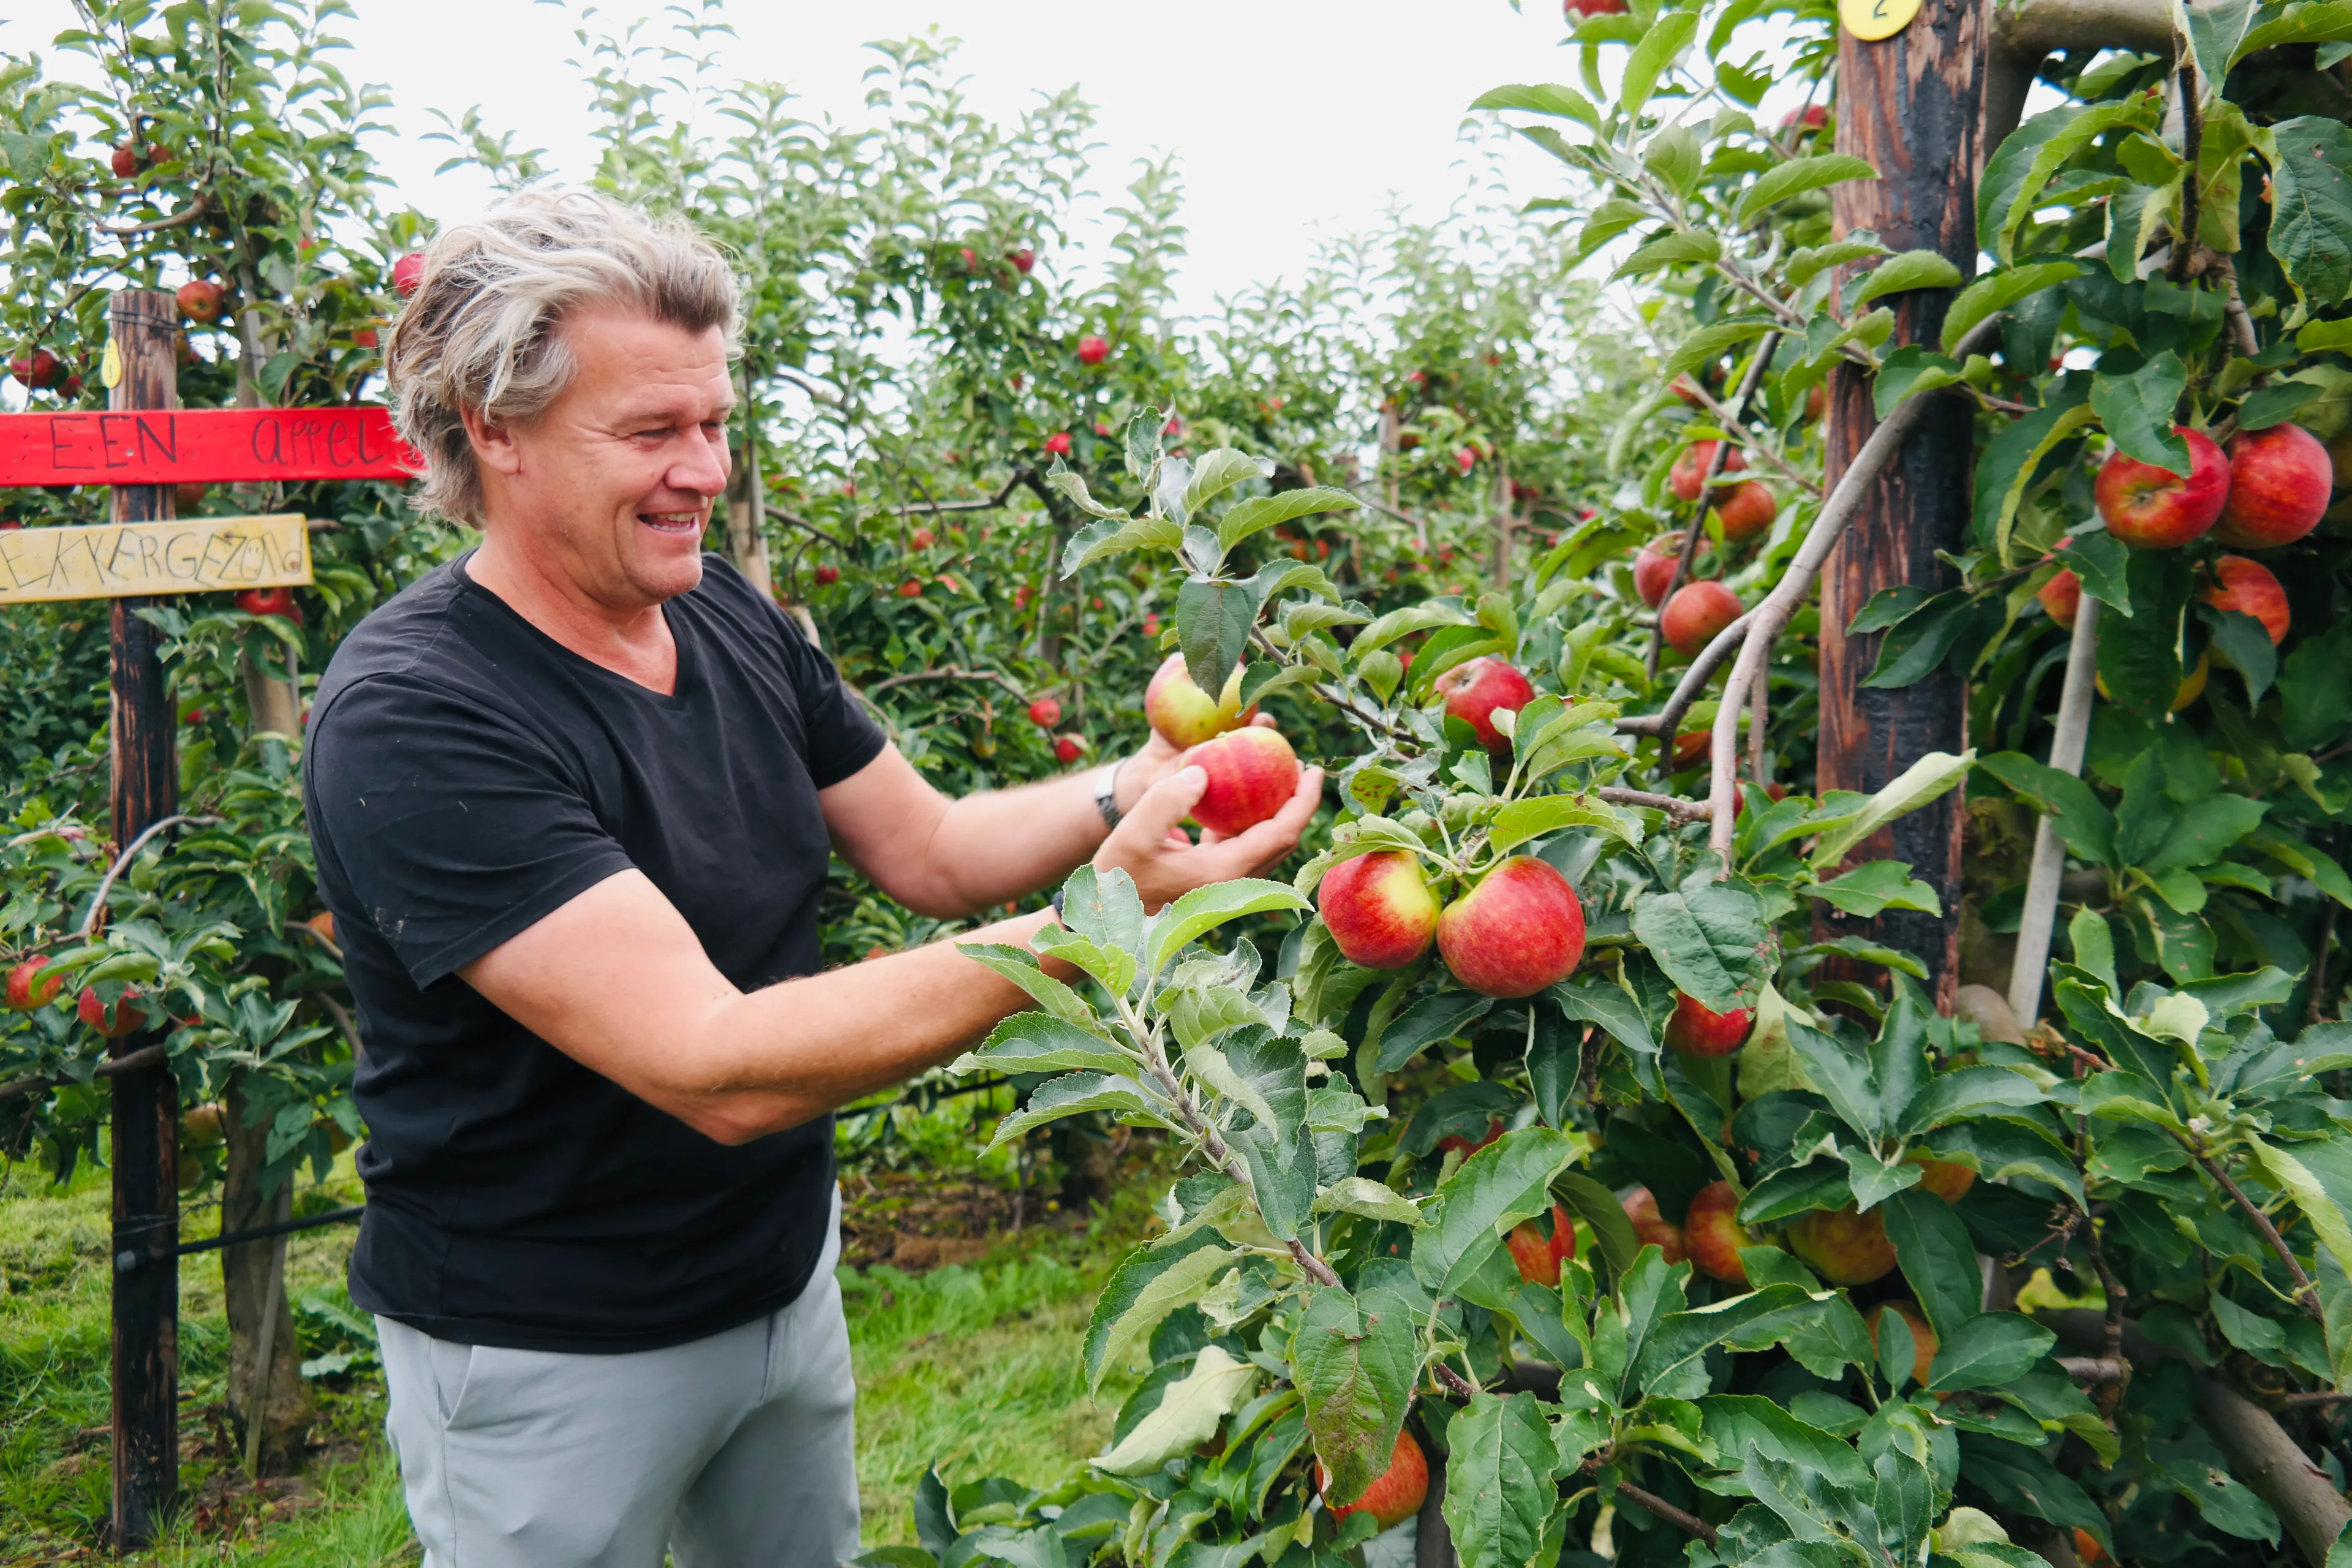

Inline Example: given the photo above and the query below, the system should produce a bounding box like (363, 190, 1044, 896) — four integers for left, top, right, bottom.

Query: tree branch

(74, 814, 223, 940)
(2175, 1133, 2324, 1319)
(1615, 1483, 1719, 1548)
(1647, 335, 1781, 688)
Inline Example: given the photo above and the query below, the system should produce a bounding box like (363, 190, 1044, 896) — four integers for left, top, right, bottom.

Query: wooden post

(107, 288, 181, 1548)
(1816, 0, 1987, 1003)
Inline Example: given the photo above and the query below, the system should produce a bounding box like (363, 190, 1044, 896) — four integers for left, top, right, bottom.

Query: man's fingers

(1120, 764, 1207, 847)
(1200, 767, 1324, 877)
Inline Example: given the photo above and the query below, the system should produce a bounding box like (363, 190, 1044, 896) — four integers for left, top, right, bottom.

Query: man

(305, 189, 1321, 1568)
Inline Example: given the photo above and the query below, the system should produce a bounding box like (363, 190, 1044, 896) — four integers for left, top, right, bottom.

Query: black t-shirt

(304, 551, 886, 1352)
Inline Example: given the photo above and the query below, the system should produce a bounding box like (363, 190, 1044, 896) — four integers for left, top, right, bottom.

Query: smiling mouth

(639, 511, 704, 536)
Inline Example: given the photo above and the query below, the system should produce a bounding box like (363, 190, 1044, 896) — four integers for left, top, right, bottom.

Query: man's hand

(1110, 712, 1281, 813)
(1095, 757, 1324, 911)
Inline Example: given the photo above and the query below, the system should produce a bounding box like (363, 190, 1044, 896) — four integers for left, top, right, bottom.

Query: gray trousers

(376, 1194, 859, 1568)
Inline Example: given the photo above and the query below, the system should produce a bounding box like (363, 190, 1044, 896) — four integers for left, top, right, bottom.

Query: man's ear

(459, 402, 524, 478)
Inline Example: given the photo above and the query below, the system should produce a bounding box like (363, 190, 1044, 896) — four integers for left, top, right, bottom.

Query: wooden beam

(1816, 0, 1988, 1003)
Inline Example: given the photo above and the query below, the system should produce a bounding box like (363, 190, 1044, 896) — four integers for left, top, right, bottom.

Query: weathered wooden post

(107, 287, 181, 1548)
(1816, 0, 1988, 1001)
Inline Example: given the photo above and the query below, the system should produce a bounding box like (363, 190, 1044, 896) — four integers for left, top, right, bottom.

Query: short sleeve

(307, 675, 636, 989)
(772, 608, 886, 790)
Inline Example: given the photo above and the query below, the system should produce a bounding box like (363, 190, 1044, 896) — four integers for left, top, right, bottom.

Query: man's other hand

(1094, 754, 1322, 911)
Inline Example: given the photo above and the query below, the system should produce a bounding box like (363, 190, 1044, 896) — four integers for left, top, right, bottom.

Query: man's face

(477, 304, 734, 609)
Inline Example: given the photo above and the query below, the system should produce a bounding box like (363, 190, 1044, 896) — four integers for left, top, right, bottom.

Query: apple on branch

(1317, 851, 1439, 970)
(1318, 1428, 1428, 1530)
(1434, 657, 1534, 753)
(1435, 857, 1585, 998)
(1145, 652, 1251, 748)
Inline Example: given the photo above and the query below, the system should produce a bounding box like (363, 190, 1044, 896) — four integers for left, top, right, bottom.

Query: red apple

(1564, 0, 1630, 15)
(352, 326, 379, 349)
(111, 142, 142, 177)
(2215, 422, 2331, 548)
(1622, 1188, 1688, 1263)
(2202, 555, 2290, 644)
(898, 580, 923, 598)
(1670, 440, 1746, 503)
(148, 142, 175, 167)
(2038, 566, 2081, 629)
(6, 956, 63, 1011)
(1665, 991, 1754, 1057)
(391, 251, 426, 297)
(1319, 1428, 1428, 1529)
(1077, 335, 1110, 366)
(1868, 1300, 1939, 1385)
(1145, 652, 1248, 748)
(1011, 248, 1036, 274)
(1436, 857, 1586, 998)
(1787, 1204, 1898, 1284)
(1506, 1204, 1578, 1286)
(813, 564, 840, 586)
(1907, 1155, 1975, 1202)
(78, 986, 146, 1039)
(2094, 427, 2230, 548)
(1183, 728, 1300, 837)
(1684, 1180, 1757, 1284)
(1028, 695, 1062, 728)
(176, 279, 225, 323)
(1710, 480, 1776, 542)
(1661, 580, 1743, 658)
(1669, 375, 1706, 407)
(1045, 432, 1072, 457)
(10, 349, 60, 389)
(1782, 105, 1829, 133)
(909, 527, 935, 550)
(1435, 657, 1536, 753)
(1455, 446, 1478, 475)
(1438, 1118, 1506, 1157)
(236, 587, 300, 622)
(1319, 851, 1440, 970)
(957, 247, 977, 271)
(1671, 731, 1709, 768)
(1054, 734, 1085, 764)
(1634, 535, 1684, 608)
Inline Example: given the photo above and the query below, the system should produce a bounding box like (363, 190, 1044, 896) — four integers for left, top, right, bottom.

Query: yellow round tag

(100, 337, 123, 390)
(1841, 0, 1921, 41)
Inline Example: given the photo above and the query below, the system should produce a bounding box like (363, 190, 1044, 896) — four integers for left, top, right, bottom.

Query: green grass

(1, 1158, 1150, 1562)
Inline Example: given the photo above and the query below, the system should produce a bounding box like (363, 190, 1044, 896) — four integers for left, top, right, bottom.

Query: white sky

(7, 0, 1593, 318)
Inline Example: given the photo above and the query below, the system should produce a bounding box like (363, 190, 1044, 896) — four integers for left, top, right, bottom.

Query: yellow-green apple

(1435, 657, 1536, 752)
(1787, 1203, 1898, 1284)
(2215, 422, 2331, 548)
(1670, 440, 1746, 502)
(1634, 534, 1683, 608)
(1622, 1187, 1688, 1263)
(2095, 427, 2230, 547)
(1145, 652, 1248, 747)
(2202, 554, 2290, 644)
(1711, 480, 1776, 542)
(78, 986, 146, 1039)
(1319, 851, 1439, 969)
(1868, 1299, 1938, 1385)
(1436, 856, 1586, 998)
(1662, 580, 1743, 658)
(1906, 1154, 1975, 1202)
(1684, 1180, 1757, 1284)
(6, 956, 62, 1011)
(1665, 991, 1754, 1058)
(2038, 566, 2081, 629)
(181, 1102, 228, 1147)
(1183, 727, 1300, 837)
(1506, 1203, 1578, 1286)
(1319, 1427, 1428, 1528)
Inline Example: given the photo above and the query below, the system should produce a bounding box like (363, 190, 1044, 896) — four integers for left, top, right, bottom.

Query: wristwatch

(1092, 760, 1125, 831)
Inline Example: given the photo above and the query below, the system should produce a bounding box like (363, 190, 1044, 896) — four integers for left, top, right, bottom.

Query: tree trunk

(1815, 0, 1988, 1005)
(725, 416, 774, 598)
(221, 1074, 312, 1473)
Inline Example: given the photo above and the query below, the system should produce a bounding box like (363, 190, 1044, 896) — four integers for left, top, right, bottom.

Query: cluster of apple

(2038, 420, 2333, 678)
(1307, 657, 1589, 998)
(6, 954, 146, 1039)
(1624, 438, 1776, 662)
(1143, 654, 1305, 836)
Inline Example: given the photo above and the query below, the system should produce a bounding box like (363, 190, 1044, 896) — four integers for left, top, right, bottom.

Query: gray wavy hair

(384, 189, 741, 524)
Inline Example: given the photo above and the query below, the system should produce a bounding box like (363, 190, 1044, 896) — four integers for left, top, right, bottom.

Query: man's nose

(670, 434, 730, 497)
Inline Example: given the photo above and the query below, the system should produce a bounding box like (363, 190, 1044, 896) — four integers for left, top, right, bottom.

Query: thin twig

(2082, 1212, 2132, 1417)
(73, 814, 223, 940)
(0, 1042, 169, 1104)
(1433, 1363, 1480, 1400)
(1615, 1483, 1718, 1548)
(99, 197, 210, 237)
(1616, 611, 1753, 741)
(1596, 787, 1712, 824)
(2174, 1132, 2324, 1320)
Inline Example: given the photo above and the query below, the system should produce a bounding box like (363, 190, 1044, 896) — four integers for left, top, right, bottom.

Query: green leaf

(1191, 1032, 1305, 1150)
(1697, 1396, 1872, 1490)
(1975, 753, 2116, 865)
(1788, 238, 1889, 290)
(1289, 1284, 1420, 1505)
(954, 1012, 1133, 1078)
(1613, 228, 1721, 281)
(1147, 880, 1308, 978)
(1630, 872, 1774, 1014)
(990, 1073, 1164, 1148)
(1665, 318, 1777, 383)
(1472, 82, 1603, 127)
(1217, 487, 1360, 554)
(1378, 992, 1495, 1073)
(2282, 616, 2352, 752)
(1183, 448, 1275, 518)
(1414, 1128, 1579, 1295)
(1942, 261, 2083, 355)
(1852, 249, 1964, 307)
(2237, 379, 2323, 432)
(1093, 1345, 1258, 1475)
(1060, 866, 1146, 958)
(1355, 601, 1474, 655)
(2091, 350, 2191, 473)
(1313, 1177, 1425, 1226)
(1732, 154, 1879, 227)
(1872, 347, 1967, 421)
(1972, 378, 2097, 560)
(1807, 861, 1942, 919)
(1633, 1286, 1814, 1393)
(2057, 529, 2131, 614)
(1084, 1234, 1238, 1393)
(954, 943, 1108, 1032)
(1898, 1065, 2047, 1132)
(1925, 1313, 2058, 1392)
(1176, 575, 1265, 699)
(2247, 1135, 2352, 1291)
(1442, 1393, 1558, 1568)
(1621, 10, 1700, 118)
(1979, 96, 2163, 265)
(2235, 0, 2352, 63)
(1809, 750, 1977, 872)
(1489, 794, 1645, 855)
(1883, 1186, 1982, 1341)
(1553, 1170, 1642, 1273)
(2268, 118, 2352, 310)
(1060, 511, 1183, 576)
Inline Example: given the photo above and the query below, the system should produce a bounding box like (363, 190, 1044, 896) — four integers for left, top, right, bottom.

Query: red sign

(0, 408, 417, 487)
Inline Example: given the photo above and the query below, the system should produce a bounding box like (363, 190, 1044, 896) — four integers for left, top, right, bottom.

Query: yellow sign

(1841, 0, 1921, 40)
(0, 514, 312, 605)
